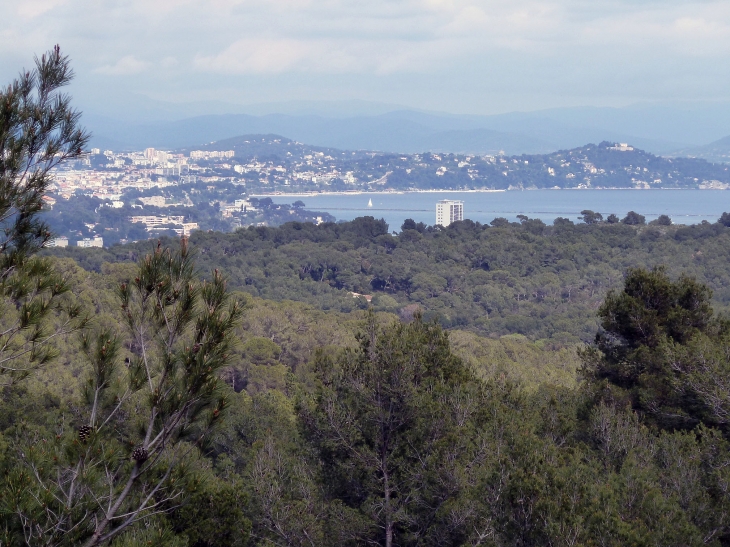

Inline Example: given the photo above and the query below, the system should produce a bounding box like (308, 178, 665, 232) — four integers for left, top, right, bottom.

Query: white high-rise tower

(436, 200, 464, 226)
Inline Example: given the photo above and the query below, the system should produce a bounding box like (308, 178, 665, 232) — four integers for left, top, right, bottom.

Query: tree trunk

(384, 469, 393, 547)
(82, 463, 140, 547)
(381, 462, 393, 547)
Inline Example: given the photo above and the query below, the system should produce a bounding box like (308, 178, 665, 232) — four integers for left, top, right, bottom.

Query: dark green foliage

(584, 266, 730, 434)
(621, 210, 646, 225)
(169, 477, 250, 547)
(598, 266, 713, 349)
(580, 209, 603, 224)
(0, 240, 243, 547)
(652, 214, 673, 226)
(0, 45, 88, 266)
(553, 216, 574, 226)
(400, 218, 417, 231)
(300, 313, 483, 547)
(59, 215, 730, 343)
(0, 46, 89, 380)
(1, 259, 729, 545)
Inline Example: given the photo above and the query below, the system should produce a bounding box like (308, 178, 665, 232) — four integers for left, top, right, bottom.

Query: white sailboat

(367, 198, 373, 208)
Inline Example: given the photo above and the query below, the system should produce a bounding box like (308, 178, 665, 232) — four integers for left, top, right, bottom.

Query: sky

(1, 0, 730, 117)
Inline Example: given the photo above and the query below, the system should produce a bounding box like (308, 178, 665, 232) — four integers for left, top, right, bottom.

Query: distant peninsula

(190, 135, 730, 193)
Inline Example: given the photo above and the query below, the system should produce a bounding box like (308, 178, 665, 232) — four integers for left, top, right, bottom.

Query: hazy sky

(1, 0, 730, 116)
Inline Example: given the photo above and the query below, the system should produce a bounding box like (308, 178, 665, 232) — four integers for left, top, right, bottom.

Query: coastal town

(45, 139, 340, 247)
(44, 135, 730, 248)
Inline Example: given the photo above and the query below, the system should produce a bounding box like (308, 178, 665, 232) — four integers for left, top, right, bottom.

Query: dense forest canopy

(48, 213, 730, 343)
(6, 256, 730, 546)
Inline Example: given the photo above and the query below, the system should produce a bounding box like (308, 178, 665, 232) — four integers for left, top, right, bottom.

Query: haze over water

(265, 190, 730, 229)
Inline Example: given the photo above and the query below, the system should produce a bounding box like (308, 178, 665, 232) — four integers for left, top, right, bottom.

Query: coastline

(246, 187, 728, 227)
(252, 187, 724, 198)
(252, 189, 505, 198)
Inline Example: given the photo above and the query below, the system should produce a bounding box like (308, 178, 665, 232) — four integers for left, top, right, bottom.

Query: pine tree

(6, 240, 242, 546)
(300, 312, 484, 547)
(0, 46, 89, 381)
(582, 266, 730, 432)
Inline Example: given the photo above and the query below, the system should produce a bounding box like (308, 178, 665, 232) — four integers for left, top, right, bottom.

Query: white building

(48, 236, 69, 247)
(179, 222, 199, 236)
(77, 236, 103, 248)
(138, 196, 168, 207)
(609, 143, 634, 151)
(128, 215, 198, 236)
(190, 150, 235, 160)
(234, 199, 257, 210)
(128, 215, 186, 227)
(436, 200, 464, 226)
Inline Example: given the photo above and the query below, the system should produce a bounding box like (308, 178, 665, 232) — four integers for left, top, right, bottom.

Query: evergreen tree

(582, 266, 730, 432)
(300, 313, 483, 547)
(0, 46, 89, 381)
(3, 240, 242, 546)
(579, 210, 603, 224)
(621, 211, 646, 225)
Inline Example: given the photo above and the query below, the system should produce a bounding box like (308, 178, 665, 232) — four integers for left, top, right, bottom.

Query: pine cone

(131, 447, 148, 463)
(78, 425, 92, 442)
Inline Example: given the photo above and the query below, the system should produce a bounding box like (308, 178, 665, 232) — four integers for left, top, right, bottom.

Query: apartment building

(48, 236, 69, 247)
(436, 200, 464, 226)
(77, 236, 103, 248)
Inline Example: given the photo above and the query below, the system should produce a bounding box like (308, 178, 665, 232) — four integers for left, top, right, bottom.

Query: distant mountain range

(674, 136, 730, 164)
(84, 98, 730, 161)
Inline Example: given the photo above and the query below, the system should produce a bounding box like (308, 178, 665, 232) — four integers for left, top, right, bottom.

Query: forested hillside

(6, 49, 730, 547)
(49, 214, 730, 342)
(347, 141, 730, 190)
(8, 257, 730, 546)
(178, 135, 730, 191)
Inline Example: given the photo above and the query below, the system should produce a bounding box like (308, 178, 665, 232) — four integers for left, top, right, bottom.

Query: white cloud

(3, 0, 730, 111)
(15, 0, 68, 19)
(574, 2, 730, 56)
(95, 56, 150, 76)
(12, 1, 730, 70)
(195, 39, 319, 74)
(193, 35, 462, 75)
(160, 56, 180, 69)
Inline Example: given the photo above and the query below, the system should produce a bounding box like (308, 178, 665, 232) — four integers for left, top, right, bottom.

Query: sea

(263, 189, 730, 229)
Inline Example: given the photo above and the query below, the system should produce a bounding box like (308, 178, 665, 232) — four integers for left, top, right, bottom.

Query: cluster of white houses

(127, 215, 199, 236)
(48, 236, 104, 248)
(47, 214, 200, 249)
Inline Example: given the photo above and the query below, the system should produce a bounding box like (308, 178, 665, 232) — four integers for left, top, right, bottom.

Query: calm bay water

(264, 190, 730, 229)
